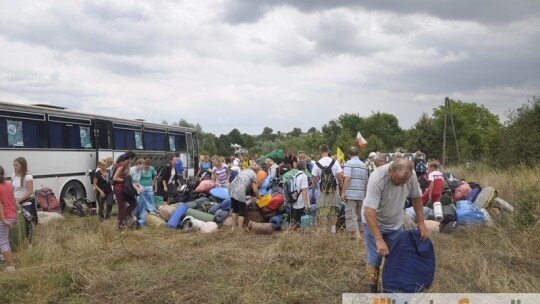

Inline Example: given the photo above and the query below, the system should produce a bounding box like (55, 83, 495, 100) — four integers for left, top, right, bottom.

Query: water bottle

(433, 202, 443, 222)
(18, 205, 33, 221)
(300, 214, 314, 229)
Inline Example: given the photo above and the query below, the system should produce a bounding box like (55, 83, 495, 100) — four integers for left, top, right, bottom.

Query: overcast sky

(1, 1, 539, 135)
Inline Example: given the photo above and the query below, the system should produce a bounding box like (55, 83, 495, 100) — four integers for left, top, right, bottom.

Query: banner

(336, 147, 345, 164)
(355, 131, 367, 150)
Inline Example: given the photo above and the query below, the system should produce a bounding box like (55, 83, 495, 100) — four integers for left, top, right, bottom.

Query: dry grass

(1, 166, 539, 303)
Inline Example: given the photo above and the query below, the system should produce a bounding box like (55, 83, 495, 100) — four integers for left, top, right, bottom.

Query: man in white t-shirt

(311, 144, 343, 233)
(291, 160, 310, 226)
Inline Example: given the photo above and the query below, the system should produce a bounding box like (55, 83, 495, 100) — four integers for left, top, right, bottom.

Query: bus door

(93, 119, 113, 162)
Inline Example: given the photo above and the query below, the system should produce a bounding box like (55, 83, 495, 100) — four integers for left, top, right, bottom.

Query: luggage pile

(405, 175, 515, 234)
(144, 165, 322, 234)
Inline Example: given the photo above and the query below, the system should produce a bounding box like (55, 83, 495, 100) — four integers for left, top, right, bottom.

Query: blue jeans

(133, 186, 158, 225)
(363, 223, 403, 267)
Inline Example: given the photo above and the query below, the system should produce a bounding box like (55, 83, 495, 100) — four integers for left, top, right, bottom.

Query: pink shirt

(0, 182, 17, 220)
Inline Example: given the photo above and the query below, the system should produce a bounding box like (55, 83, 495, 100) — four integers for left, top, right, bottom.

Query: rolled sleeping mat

(269, 214, 282, 230)
(186, 201, 199, 209)
(158, 204, 177, 222)
(200, 221, 219, 233)
(145, 214, 167, 227)
(214, 209, 230, 224)
(248, 221, 273, 235)
(208, 203, 222, 215)
(222, 216, 235, 226)
(181, 217, 194, 232)
(186, 208, 215, 222)
(493, 197, 514, 213)
(166, 203, 189, 229)
(182, 215, 205, 229)
(37, 211, 65, 226)
(220, 198, 231, 211)
(209, 187, 230, 201)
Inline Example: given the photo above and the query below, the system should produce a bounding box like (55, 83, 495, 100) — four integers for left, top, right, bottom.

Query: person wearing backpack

(310, 144, 343, 234)
(414, 151, 427, 178)
(290, 160, 310, 226)
(340, 147, 368, 240)
(361, 158, 428, 293)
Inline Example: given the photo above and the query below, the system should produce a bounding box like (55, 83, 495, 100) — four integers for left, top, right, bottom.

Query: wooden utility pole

(442, 97, 460, 168)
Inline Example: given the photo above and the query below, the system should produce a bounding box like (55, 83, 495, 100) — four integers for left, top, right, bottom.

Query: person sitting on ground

(0, 165, 17, 273)
(130, 158, 144, 195)
(228, 164, 261, 230)
(421, 161, 444, 206)
(134, 158, 158, 222)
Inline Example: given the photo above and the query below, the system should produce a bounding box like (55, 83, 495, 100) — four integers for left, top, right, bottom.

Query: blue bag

(456, 200, 484, 223)
(382, 230, 436, 293)
(166, 203, 189, 229)
(269, 215, 282, 230)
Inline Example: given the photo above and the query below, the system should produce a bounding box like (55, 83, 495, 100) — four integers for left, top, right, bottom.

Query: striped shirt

(343, 156, 368, 200)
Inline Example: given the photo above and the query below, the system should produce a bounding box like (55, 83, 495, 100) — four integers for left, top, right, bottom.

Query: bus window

(48, 122, 92, 149)
(48, 115, 92, 149)
(0, 111, 46, 148)
(143, 127, 166, 151)
(113, 123, 143, 150)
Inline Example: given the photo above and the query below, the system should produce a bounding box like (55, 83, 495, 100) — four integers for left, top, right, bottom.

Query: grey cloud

(0, 4, 166, 56)
(221, 0, 540, 25)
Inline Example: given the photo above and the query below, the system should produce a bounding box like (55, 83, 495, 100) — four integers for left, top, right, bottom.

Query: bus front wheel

(60, 181, 86, 211)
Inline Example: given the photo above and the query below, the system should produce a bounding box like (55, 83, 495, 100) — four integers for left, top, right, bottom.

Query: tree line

(171, 97, 539, 168)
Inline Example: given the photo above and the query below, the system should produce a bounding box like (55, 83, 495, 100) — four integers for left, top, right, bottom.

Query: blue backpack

(382, 230, 436, 293)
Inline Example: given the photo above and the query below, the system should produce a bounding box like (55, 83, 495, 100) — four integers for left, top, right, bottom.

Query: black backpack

(315, 159, 338, 193)
(415, 160, 427, 176)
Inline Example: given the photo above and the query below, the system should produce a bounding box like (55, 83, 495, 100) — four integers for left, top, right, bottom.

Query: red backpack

(35, 187, 62, 214)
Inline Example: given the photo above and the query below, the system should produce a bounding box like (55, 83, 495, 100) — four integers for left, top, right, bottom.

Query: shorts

(317, 206, 340, 216)
(231, 197, 246, 217)
(363, 223, 403, 267)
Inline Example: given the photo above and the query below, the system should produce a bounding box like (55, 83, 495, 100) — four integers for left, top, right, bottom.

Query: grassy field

(1, 165, 539, 303)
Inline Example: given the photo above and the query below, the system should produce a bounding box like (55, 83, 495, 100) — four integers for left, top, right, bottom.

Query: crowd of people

(1, 146, 437, 292)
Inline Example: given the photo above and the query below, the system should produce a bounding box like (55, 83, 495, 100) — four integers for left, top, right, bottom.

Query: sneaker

(0, 255, 5, 263)
(5, 266, 15, 272)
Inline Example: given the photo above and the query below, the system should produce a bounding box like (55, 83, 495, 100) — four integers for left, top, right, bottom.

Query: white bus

(0, 100, 199, 208)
